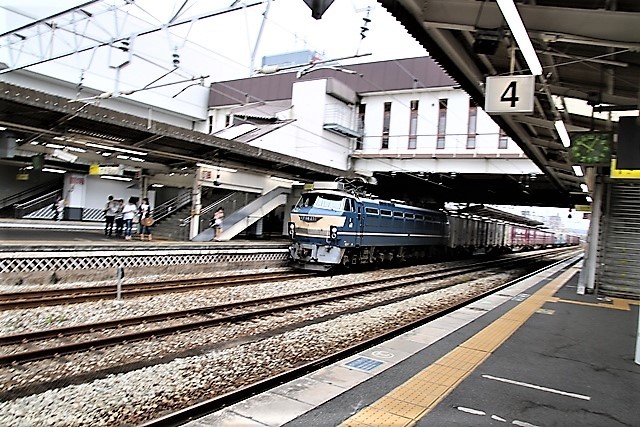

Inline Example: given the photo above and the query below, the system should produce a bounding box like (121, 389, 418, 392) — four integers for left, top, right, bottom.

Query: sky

(0, 0, 428, 83)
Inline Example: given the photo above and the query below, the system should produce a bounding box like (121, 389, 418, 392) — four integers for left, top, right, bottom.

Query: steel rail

(0, 252, 560, 366)
(139, 253, 583, 427)
(0, 271, 308, 310)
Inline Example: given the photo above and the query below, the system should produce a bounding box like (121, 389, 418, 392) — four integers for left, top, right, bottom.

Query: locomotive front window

(296, 193, 345, 211)
(344, 198, 355, 212)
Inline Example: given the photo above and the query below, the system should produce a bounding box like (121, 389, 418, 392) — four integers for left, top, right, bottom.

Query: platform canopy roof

(370, 0, 640, 207)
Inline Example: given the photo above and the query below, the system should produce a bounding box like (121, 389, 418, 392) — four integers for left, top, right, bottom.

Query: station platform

(188, 258, 640, 427)
(0, 218, 290, 286)
(0, 218, 286, 246)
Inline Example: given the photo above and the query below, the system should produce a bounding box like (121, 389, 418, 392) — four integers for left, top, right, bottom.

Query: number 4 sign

(484, 75, 535, 113)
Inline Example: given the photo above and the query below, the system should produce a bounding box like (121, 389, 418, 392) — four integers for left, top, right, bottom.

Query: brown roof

(209, 56, 456, 107)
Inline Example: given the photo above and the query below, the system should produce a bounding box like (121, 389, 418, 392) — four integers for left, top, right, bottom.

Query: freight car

(288, 182, 578, 271)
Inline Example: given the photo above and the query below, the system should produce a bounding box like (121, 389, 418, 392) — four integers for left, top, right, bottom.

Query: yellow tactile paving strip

(340, 267, 580, 427)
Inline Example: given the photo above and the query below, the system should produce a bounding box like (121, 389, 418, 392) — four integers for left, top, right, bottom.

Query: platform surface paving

(185, 260, 639, 427)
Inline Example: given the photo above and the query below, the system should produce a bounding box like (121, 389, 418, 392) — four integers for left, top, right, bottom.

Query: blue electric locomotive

(288, 182, 448, 271)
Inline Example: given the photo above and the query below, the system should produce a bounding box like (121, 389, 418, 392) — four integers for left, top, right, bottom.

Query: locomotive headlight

(330, 226, 338, 239)
(288, 222, 296, 238)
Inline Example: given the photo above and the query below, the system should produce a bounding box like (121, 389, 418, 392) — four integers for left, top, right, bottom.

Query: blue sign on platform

(345, 357, 384, 372)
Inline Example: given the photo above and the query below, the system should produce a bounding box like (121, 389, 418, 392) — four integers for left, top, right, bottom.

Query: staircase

(151, 190, 240, 241)
(3, 181, 62, 218)
(193, 187, 290, 242)
(149, 204, 193, 240)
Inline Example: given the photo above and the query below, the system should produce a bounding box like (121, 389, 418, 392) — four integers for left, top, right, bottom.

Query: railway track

(0, 271, 309, 310)
(141, 253, 582, 427)
(0, 251, 566, 366)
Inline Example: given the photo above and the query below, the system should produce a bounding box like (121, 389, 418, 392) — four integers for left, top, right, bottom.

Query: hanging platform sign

(611, 159, 640, 179)
(484, 75, 535, 113)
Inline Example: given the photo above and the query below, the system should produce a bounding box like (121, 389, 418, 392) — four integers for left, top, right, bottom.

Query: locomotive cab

(288, 186, 362, 271)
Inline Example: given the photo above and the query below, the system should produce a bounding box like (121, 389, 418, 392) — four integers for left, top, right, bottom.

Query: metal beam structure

(378, 0, 640, 207)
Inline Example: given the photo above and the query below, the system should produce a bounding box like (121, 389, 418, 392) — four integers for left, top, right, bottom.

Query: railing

(324, 103, 356, 131)
(180, 192, 249, 226)
(152, 190, 192, 222)
(178, 192, 256, 240)
(12, 185, 62, 218)
(216, 187, 290, 241)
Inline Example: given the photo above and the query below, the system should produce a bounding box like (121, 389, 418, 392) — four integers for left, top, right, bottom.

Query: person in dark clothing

(114, 199, 124, 237)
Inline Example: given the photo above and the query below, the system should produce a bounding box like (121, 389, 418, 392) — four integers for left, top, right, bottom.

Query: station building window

(382, 102, 391, 149)
(467, 99, 477, 149)
(436, 99, 447, 149)
(408, 100, 418, 149)
(498, 128, 509, 149)
(356, 103, 366, 150)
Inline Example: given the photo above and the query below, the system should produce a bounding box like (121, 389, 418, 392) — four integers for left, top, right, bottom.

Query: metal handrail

(152, 191, 192, 222)
(13, 188, 62, 218)
(3, 181, 61, 211)
(180, 192, 239, 226)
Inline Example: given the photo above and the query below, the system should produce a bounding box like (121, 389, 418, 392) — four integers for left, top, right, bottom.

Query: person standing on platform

(52, 195, 65, 221)
(213, 207, 224, 240)
(103, 195, 118, 236)
(138, 197, 153, 241)
(114, 198, 124, 237)
(121, 197, 138, 240)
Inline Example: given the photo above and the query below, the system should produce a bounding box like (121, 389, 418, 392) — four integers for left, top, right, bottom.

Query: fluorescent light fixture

(586, 196, 593, 203)
(151, 183, 165, 188)
(85, 142, 147, 156)
(554, 120, 571, 148)
(46, 143, 65, 149)
(102, 152, 111, 157)
(0, 126, 6, 131)
(52, 149, 78, 163)
(30, 141, 40, 145)
(42, 167, 66, 174)
(496, 0, 543, 76)
(129, 157, 145, 162)
(580, 183, 589, 192)
(65, 146, 86, 153)
(270, 176, 303, 185)
(100, 175, 132, 182)
(25, 165, 33, 170)
(196, 163, 237, 172)
(116, 155, 130, 160)
(572, 165, 584, 177)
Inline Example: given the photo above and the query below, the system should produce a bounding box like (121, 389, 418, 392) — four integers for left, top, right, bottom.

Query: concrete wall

(358, 89, 523, 157)
(209, 79, 353, 171)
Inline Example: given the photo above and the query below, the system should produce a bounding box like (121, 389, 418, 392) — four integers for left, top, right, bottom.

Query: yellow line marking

(553, 298, 627, 310)
(552, 297, 638, 311)
(339, 268, 577, 427)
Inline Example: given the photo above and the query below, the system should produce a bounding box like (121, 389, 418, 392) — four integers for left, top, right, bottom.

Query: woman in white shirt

(121, 197, 138, 240)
